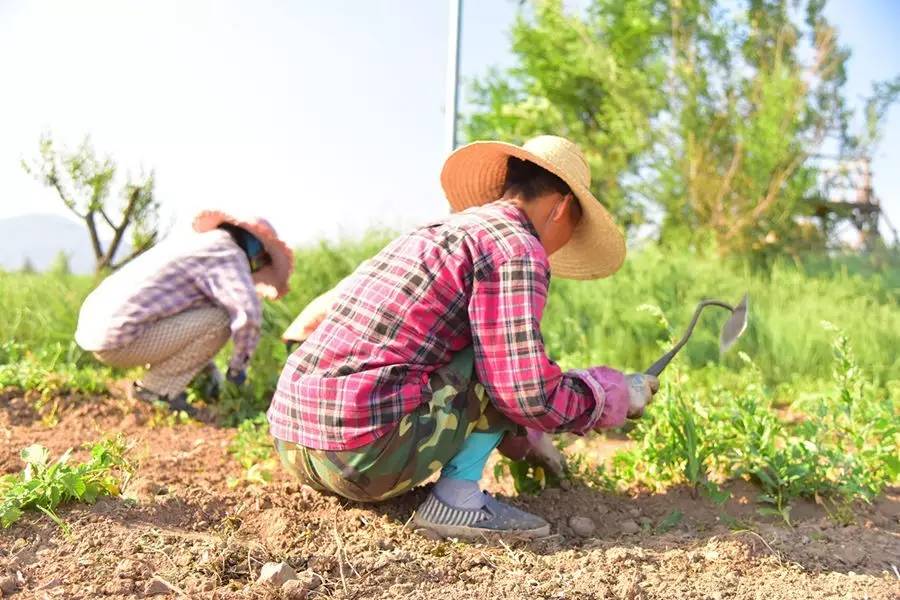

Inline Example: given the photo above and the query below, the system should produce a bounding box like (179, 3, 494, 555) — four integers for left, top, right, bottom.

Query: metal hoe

(645, 294, 749, 377)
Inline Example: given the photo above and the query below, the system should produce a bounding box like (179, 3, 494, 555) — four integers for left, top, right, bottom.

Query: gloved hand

(226, 367, 247, 386)
(625, 373, 660, 418)
(497, 429, 566, 479)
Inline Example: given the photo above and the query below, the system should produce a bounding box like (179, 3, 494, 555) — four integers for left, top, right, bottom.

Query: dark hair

(501, 156, 572, 201)
(217, 223, 271, 272)
(217, 223, 251, 249)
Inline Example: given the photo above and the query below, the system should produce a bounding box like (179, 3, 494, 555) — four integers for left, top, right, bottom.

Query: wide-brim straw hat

(440, 135, 626, 279)
(192, 210, 294, 300)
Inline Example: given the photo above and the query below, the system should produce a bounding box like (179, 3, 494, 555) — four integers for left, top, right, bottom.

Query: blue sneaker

(413, 491, 550, 540)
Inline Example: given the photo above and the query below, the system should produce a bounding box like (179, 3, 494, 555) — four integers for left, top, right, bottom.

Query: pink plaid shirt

(75, 230, 262, 371)
(269, 202, 628, 450)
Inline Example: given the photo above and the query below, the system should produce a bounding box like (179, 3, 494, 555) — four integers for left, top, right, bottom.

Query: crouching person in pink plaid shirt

(270, 136, 659, 539)
(75, 210, 294, 415)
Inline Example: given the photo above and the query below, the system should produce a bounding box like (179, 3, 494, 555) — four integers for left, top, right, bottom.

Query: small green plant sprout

(493, 458, 549, 495)
(0, 436, 133, 529)
(227, 413, 278, 487)
(655, 509, 684, 534)
(0, 341, 112, 401)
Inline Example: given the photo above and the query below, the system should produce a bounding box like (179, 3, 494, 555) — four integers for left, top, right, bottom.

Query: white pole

(445, 0, 462, 154)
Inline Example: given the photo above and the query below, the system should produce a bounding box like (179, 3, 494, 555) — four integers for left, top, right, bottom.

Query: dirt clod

(38, 577, 62, 590)
(620, 519, 641, 535)
(282, 580, 310, 600)
(0, 576, 16, 595)
(569, 515, 596, 537)
(296, 569, 322, 590)
(281, 571, 322, 600)
(258, 561, 297, 587)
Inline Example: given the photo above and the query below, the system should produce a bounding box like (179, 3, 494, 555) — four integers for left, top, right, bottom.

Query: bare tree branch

(84, 213, 104, 263)
(98, 207, 116, 230)
(711, 142, 744, 228)
(101, 185, 143, 268)
(47, 174, 87, 220)
(109, 232, 156, 270)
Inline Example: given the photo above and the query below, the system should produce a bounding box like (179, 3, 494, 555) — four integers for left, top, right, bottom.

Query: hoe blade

(720, 293, 749, 353)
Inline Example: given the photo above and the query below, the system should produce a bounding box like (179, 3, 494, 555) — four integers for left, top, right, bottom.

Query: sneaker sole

(412, 512, 550, 540)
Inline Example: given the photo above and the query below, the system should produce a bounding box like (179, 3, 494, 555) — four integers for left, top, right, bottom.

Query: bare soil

(1, 387, 898, 599)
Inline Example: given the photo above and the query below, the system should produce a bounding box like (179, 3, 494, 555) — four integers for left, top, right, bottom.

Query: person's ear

(568, 193, 583, 224)
(551, 193, 573, 223)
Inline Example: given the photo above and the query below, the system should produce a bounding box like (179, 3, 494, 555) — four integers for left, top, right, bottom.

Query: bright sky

(0, 0, 898, 247)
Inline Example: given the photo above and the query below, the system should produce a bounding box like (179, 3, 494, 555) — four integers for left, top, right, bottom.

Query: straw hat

(192, 210, 294, 300)
(440, 135, 625, 279)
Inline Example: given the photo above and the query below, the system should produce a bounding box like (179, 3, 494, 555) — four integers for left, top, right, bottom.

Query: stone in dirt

(143, 577, 170, 596)
(620, 519, 641, 535)
(258, 562, 298, 587)
(569, 515, 596, 537)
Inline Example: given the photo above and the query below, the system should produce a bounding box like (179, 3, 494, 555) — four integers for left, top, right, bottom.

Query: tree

(654, 0, 851, 257)
(464, 0, 899, 258)
(22, 135, 161, 274)
(466, 0, 667, 229)
(20, 257, 36, 274)
(49, 250, 72, 276)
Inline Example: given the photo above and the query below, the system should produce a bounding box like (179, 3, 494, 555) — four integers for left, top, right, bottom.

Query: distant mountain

(0, 213, 127, 274)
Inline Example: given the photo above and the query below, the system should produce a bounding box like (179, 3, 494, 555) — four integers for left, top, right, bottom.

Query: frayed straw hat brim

(192, 211, 294, 300)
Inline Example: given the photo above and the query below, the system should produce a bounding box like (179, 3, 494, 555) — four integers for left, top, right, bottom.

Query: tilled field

(1, 388, 898, 599)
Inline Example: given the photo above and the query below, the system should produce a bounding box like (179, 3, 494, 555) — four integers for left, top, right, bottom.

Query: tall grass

(545, 244, 900, 383)
(3, 238, 899, 398)
(1, 271, 96, 354)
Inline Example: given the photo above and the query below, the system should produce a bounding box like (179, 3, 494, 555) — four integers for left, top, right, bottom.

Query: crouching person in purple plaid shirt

(75, 210, 294, 415)
(270, 136, 659, 539)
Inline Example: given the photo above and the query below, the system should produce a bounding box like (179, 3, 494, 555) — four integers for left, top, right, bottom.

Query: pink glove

(589, 367, 630, 429)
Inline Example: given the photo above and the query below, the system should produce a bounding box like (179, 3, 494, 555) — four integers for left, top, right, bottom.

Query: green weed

(0, 436, 133, 529)
(0, 341, 111, 399)
(575, 323, 898, 523)
(226, 413, 277, 487)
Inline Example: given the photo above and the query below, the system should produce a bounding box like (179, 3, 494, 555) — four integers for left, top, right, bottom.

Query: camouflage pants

(274, 347, 515, 502)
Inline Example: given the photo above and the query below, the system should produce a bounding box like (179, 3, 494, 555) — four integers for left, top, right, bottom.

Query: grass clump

(0, 436, 133, 529)
(226, 413, 277, 487)
(0, 340, 112, 399)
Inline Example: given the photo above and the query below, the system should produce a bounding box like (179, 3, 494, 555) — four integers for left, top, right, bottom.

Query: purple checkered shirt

(269, 202, 629, 450)
(75, 229, 262, 371)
